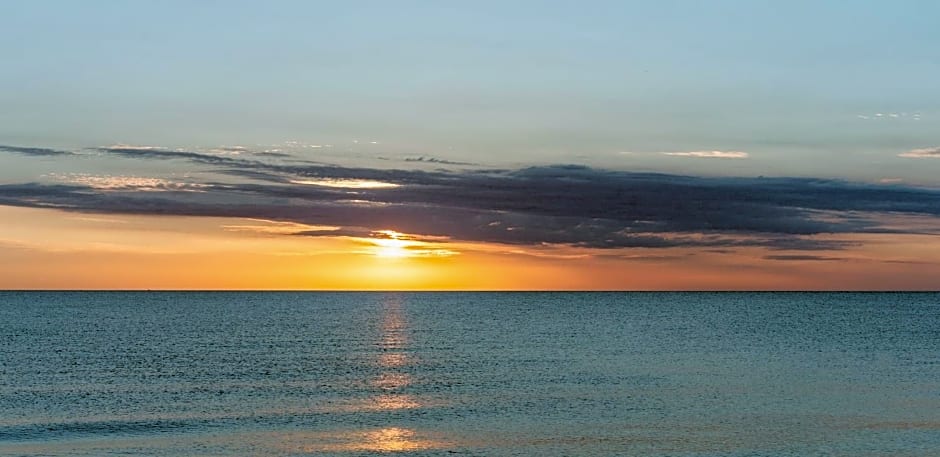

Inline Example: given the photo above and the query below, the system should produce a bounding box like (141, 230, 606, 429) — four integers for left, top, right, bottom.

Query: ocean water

(1, 292, 939, 456)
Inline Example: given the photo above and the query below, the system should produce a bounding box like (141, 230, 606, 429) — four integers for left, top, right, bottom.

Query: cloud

(0, 145, 73, 156)
(93, 145, 254, 166)
(207, 146, 247, 155)
(253, 151, 294, 158)
(223, 219, 341, 235)
(403, 156, 477, 166)
(899, 147, 940, 158)
(289, 178, 400, 189)
(45, 173, 208, 192)
(763, 254, 846, 262)
(763, 254, 936, 265)
(93, 145, 340, 173)
(108, 144, 166, 150)
(3, 145, 940, 252)
(662, 151, 749, 159)
(205, 146, 296, 159)
(858, 112, 921, 121)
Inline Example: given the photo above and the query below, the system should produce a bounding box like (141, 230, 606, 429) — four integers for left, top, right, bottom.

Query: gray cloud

(0, 145, 73, 156)
(403, 156, 477, 166)
(253, 151, 294, 158)
(92, 146, 258, 167)
(2, 144, 940, 251)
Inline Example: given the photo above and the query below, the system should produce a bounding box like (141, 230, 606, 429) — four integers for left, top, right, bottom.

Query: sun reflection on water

(371, 372, 412, 390)
(286, 296, 441, 453)
(289, 427, 448, 453)
(371, 393, 421, 411)
(379, 299, 408, 351)
(372, 297, 418, 412)
(357, 428, 433, 452)
(379, 352, 408, 367)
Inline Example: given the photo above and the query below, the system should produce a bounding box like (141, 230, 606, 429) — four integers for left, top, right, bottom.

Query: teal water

(1, 292, 939, 456)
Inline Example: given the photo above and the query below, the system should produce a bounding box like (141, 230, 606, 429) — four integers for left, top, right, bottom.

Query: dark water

(1, 292, 939, 456)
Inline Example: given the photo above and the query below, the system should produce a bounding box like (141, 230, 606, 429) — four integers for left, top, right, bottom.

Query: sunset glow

(0, 2, 938, 290)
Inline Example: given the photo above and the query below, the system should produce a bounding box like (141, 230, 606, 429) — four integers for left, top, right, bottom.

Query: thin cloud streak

(403, 156, 478, 166)
(662, 151, 750, 159)
(0, 145, 73, 156)
(46, 173, 208, 192)
(899, 147, 940, 158)
(763, 254, 846, 262)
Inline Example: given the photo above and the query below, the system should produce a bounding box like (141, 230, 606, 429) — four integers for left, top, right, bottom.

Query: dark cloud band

(1, 144, 939, 251)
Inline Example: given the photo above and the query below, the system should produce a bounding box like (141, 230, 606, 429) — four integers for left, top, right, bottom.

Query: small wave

(0, 418, 198, 441)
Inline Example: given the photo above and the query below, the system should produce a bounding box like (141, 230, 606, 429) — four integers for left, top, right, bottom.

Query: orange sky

(1, 206, 937, 290)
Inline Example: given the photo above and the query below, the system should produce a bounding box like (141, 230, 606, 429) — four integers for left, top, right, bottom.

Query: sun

(373, 238, 410, 258)
(371, 230, 413, 258)
(365, 229, 458, 259)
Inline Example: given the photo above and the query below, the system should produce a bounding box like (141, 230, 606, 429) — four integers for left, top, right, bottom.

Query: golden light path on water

(276, 427, 453, 453)
(280, 294, 446, 453)
(311, 427, 445, 452)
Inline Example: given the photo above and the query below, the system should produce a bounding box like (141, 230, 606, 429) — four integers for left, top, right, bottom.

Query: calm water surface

(1, 292, 939, 456)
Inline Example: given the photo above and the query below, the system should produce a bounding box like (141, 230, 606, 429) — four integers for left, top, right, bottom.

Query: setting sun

(371, 230, 412, 258)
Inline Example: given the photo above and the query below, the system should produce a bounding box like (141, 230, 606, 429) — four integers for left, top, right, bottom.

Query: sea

(1, 292, 938, 456)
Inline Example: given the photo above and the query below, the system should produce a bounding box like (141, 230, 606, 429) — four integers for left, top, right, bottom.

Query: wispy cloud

(223, 219, 340, 235)
(289, 178, 400, 189)
(46, 173, 208, 192)
(403, 156, 477, 166)
(0, 144, 73, 156)
(207, 146, 248, 155)
(763, 254, 846, 262)
(275, 140, 328, 149)
(899, 147, 940, 159)
(857, 112, 921, 121)
(91, 144, 331, 169)
(205, 146, 295, 159)
(662, 151, 749, 159)
(103, 144, 164, 151)
(253, 151, 294, 158)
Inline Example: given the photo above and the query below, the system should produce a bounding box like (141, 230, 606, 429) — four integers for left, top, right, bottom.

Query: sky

(1, 1, 939, 289)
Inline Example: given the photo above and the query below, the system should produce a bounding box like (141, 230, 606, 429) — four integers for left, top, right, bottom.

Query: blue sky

(1, 1, 939, 181)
